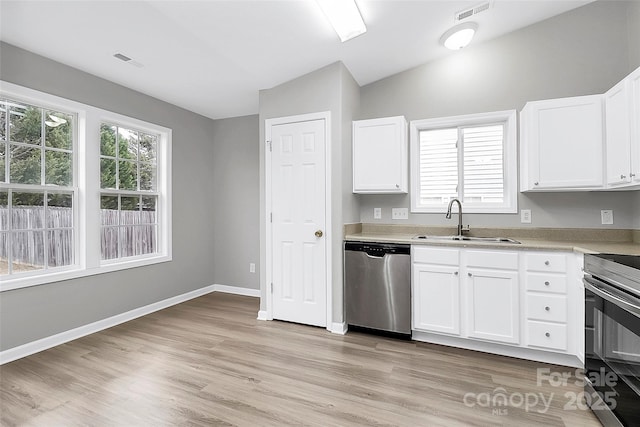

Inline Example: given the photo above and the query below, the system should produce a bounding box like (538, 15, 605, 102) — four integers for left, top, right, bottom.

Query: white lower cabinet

(413, 263, 460, 335)
(466, 267, 520, 344)
(527, 321, 568, 351)
(412, 245, 581, 367)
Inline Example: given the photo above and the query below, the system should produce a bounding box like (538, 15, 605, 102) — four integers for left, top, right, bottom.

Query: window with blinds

(410, 111, 517, 213)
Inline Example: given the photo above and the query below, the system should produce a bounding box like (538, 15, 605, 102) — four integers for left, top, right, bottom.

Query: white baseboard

(330, 322, 347, 335)
(411, 330, 582, 368)
(213, 284, 260, 298)
(257, 310, 269, 321)
(0, 284, 260, 365)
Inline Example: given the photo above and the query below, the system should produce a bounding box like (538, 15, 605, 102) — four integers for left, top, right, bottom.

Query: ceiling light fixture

(45, 114, 67, 128)
(315, 0, 366, 42)
(440, 22, 478, 50)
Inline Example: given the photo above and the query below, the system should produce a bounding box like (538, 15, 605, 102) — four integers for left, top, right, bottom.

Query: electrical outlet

(601, 210, 614, 225)
(373, 207, 382, 219)
(520, 209, 532, 224)
(249, 263, 256, 273)
(392, 208, 408, 220)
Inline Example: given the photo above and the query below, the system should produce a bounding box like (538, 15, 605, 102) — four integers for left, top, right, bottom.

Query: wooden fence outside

(0, 208, 156, 269)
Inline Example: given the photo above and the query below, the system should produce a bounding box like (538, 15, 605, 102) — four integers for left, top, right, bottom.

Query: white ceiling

(0, 0, 594, 120)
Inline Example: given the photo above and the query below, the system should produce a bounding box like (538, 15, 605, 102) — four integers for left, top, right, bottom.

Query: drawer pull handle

(545, 306, 550, 311)
(454, 271, 459, 276)
(544, 281, 550, 286)
(545, 332, 550, 338)
(544, 261, 550, 266)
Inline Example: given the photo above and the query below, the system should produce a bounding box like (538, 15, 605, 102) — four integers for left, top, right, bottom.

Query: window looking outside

(0, 98, 75, 276)
(1, 82, 172, 291)
(410, 110, 517, 213)
(100, 124, 158, 261)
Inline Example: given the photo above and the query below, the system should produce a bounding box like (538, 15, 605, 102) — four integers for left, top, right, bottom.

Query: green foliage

(100, 123, 157, 191)
(3, 101, 73, 187)
(0, 143, 5, 183)
(11, 104, 41, 144)
(12, 191, 44, 210)
(10, 145, 41, 184)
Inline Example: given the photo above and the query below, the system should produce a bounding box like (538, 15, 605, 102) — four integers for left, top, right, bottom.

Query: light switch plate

(601, 210, 614, 225)
(392, 208, 408, 220)
(520, 209, 532, 224)
(373, 207, 382, 219)
(249, 263, 256, 273)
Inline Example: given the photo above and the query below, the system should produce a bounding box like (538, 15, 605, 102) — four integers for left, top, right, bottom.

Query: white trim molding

(0, 80, 173, 292)
(330, 322, 347, 335)
(213, 284, 260, 298)
(409, 109, 518, 214)
(264, 111, 333, 331)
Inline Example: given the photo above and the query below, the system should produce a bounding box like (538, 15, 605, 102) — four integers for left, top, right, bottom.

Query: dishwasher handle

(344, 241, 410, 258)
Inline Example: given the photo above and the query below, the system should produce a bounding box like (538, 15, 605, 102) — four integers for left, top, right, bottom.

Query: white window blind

(410, 110, 517, 214)
(462, 124, 504, 204)
(418, 128, 458, 205)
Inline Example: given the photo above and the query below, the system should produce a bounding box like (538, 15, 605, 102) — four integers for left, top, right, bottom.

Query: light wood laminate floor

(1, 293, 601, 426)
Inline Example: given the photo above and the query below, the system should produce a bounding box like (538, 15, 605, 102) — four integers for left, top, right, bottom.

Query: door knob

(315, 230, 323, 238)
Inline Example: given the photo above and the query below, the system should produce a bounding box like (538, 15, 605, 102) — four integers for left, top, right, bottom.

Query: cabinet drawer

(525, 253, 567, 273)
(527, 321, 568, 351)
(526, 273, 567, 294)
(466, 250, 518, 270)
(527, 294, 567, 322)
(412, 246, 459, 265)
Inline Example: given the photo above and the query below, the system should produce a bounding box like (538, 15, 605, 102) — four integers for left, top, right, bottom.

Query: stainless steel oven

(583, 253, 640, 427)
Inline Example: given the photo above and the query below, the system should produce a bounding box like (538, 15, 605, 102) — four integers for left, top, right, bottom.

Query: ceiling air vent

(113, 52, 144, 68)
(454, 1, 492, 22)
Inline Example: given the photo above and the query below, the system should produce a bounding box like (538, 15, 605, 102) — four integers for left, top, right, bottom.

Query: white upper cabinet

(520, 95, 604, 191)
(605, 77, 632, 186)
(352, 116, 408, 193)
(604, 66, 640, 188)
(629, 67, 640, 185)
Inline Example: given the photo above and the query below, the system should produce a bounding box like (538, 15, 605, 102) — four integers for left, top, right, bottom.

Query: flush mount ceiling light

(440, 22, 478, 50)
(315, 0, 366, 42)
(45, 114, 67, 128)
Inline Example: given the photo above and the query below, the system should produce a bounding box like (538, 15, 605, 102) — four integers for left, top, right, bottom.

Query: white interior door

(270, 118, 327, 327)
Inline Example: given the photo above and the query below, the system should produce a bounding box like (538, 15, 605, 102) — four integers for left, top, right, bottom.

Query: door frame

(264, 111, 332, 330)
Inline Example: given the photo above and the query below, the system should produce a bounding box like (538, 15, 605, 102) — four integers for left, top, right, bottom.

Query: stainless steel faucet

(446, 198, 469, 237)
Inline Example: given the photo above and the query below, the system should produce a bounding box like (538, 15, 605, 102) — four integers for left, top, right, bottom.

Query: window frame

(410, 110, 518, 214)
(0, 81, 172, 292)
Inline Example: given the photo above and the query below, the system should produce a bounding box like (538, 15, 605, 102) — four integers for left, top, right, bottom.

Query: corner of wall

(628, 0, 640, 70)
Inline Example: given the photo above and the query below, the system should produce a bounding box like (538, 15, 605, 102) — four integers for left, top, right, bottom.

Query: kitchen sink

(412, 235, 521, 244)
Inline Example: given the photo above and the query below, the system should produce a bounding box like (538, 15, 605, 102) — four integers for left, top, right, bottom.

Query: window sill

(0, 254, 172, 292)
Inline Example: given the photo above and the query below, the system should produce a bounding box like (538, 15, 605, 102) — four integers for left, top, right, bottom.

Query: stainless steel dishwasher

(344, 241, 411, 336)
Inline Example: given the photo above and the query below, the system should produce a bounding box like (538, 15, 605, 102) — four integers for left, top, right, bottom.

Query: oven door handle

(585, 278, 640, 317)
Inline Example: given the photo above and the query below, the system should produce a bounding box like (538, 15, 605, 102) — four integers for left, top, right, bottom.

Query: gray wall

(358, 0, 638, 230)
(258, 62, 359, 323)
(629, 0, 640, 69)
(211, 114, 260, 290)
(0, 42, 217, 351)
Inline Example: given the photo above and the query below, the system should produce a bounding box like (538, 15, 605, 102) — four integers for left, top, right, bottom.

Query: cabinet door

(520, 96, 604, 190)
(605, 78, 632, 186)
(412, 263, 460, 335)
(630, 67, 640, 184)
(466, 268, 520, 344)
(353, 116, 407, 193)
